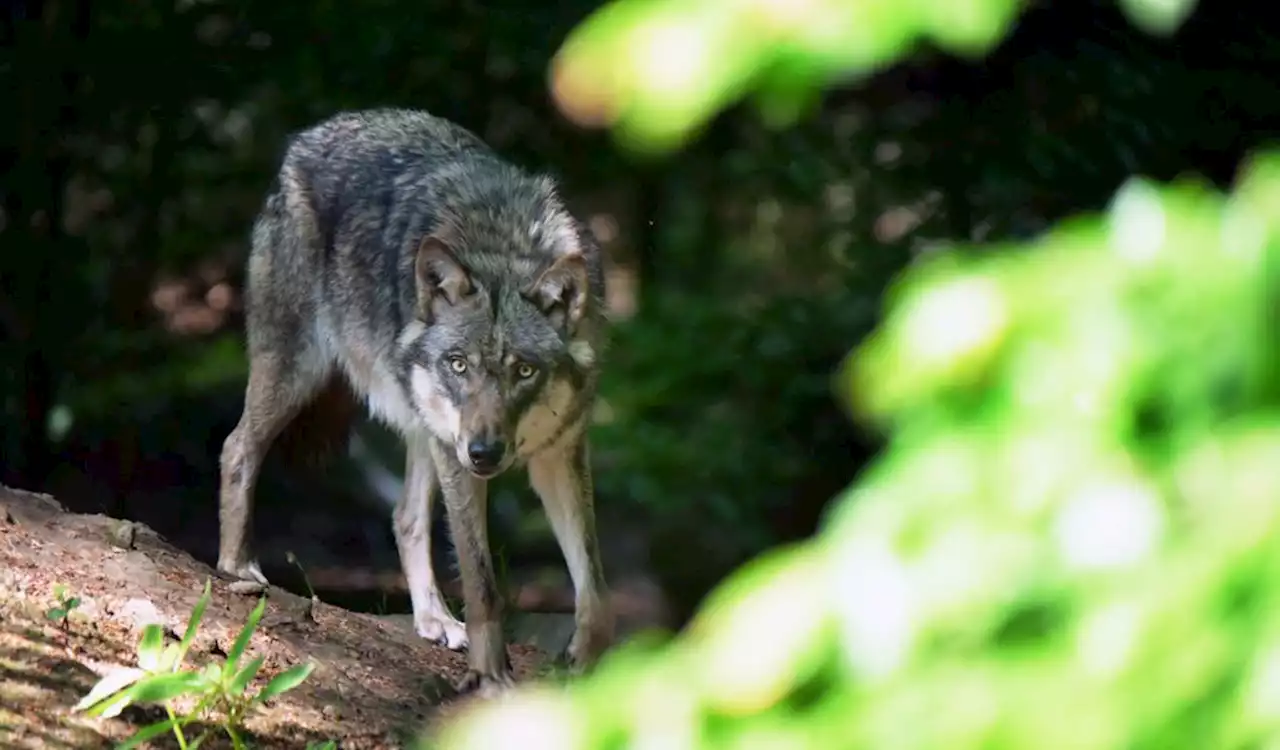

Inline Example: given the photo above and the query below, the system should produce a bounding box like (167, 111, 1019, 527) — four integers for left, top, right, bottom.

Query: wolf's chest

(362, 366, 421, 433)
(339, 348, 459, 442)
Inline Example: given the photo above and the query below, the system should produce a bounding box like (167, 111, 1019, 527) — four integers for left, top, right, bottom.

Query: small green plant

(74, 578, 317, 750)
(285, 550, 317, 601)
(45, 582, 82, 628)
(286, 550, 321, 623)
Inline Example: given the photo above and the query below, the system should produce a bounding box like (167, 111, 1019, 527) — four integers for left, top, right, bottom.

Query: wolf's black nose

(466, 439, 506, 471)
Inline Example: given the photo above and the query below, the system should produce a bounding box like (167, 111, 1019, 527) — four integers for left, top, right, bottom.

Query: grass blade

(173, 579, 212, 669)
(229, 655, 266, 694)
(223, 595, 267, 679)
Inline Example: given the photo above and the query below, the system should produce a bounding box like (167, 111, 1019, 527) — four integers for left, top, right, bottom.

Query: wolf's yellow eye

(515, 363, 537, 380)
(449, 357, 468, 374)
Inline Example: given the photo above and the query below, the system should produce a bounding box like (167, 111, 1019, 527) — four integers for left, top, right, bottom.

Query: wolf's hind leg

(218, 349, 330, 590)
(394, 433, 469, 650)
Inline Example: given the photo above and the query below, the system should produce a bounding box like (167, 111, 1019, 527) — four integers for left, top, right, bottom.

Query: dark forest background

(2, 0, 1277, 633)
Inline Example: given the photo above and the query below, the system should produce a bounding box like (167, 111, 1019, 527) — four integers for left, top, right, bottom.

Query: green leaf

(158, 643, 181, 673)
(254, 662, 315, 703)
(92, 692, 135, 720)
(137, 624, 165, 672)
(117, 718, 188, 750)
(224, 595, 267, 679)
(127, 671, 206, 704)
(1118, 0, 1198, 35)
(230, 655, 266, 694)
(74, 667, 146, 714)
(174, 579, 212, 670)
(45, 608, 66, 621)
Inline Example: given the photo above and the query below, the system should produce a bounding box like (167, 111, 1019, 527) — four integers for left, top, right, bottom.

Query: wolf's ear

(415, 237, 473, 322)
(528, 253, 589, 332)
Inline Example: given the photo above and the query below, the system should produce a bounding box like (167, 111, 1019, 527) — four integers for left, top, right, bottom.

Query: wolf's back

(280, 108, 495, 196)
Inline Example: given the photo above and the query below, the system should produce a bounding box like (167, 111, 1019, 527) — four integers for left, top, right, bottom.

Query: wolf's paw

(216, 558, 269, 594)
(564, 618, 614, 671)
(454, 669, 515, 699)
(415, 610, 468, 651)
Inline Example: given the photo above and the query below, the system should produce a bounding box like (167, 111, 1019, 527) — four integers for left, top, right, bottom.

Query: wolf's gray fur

(217, 108, 614, 695)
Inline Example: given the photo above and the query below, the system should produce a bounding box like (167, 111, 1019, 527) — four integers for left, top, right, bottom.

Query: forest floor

(0, 485, 548, 749)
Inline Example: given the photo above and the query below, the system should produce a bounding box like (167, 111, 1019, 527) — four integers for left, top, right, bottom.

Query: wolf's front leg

(429, 438, 514, 697)
(393, 433, 468, 650)
(527, 433, 614, 669)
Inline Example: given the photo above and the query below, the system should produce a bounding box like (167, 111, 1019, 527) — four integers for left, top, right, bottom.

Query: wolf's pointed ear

(528, 253, 589, 332)
(415, 237, 472, 323)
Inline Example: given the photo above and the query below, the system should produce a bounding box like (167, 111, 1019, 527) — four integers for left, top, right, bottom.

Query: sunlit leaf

(174, 579, 212, 670)
(230, 655, 266, 694)
(127, 672, 206, 704)
(137, 624, 165, 672)
(117, 718, 188, 750)
(254, 662, 316, 703)
(73, 667, 146, 715)
(224, 595, 267, 680)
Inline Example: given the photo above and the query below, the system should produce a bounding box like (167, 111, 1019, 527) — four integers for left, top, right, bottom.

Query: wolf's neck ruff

(219, 108, 614, 697)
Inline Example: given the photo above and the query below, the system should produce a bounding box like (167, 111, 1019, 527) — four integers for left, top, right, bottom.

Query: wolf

(216, 108, 614, 695)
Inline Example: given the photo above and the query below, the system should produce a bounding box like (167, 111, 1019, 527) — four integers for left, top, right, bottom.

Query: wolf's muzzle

(466, 438, 507, 475)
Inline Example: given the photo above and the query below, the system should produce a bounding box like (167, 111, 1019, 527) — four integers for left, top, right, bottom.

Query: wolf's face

(404, 236, 593, 477)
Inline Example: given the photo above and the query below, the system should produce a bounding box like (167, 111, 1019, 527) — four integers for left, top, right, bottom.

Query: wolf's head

(400, 204, 599, 478)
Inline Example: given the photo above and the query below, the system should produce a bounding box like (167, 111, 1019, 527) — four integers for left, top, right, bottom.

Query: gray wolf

(216, 108, 614, 695)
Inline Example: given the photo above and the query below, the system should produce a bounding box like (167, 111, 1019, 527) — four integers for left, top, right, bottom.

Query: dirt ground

(0, 485, 547, 749)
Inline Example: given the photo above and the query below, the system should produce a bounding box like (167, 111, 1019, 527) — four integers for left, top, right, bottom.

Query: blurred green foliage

(428, 0, 1280, 747)
(552, 0, 1200, 152)
(552, 0, 1023, 151)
